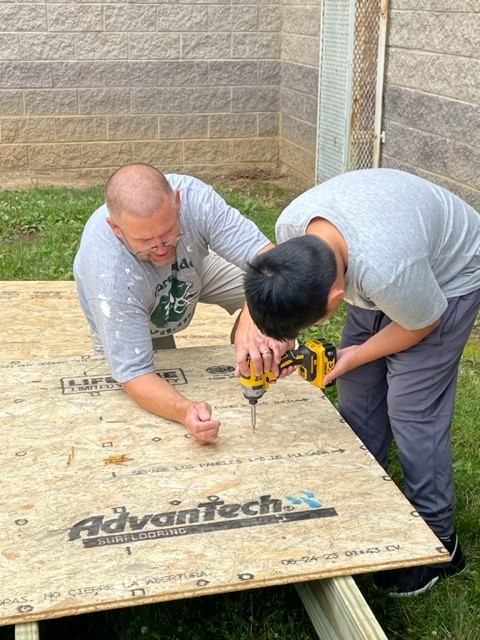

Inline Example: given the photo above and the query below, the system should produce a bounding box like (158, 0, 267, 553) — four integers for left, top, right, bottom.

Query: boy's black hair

(244, 235, 337, 340)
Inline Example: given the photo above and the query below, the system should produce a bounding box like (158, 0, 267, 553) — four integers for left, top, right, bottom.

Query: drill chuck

(241, 359, 273, 404)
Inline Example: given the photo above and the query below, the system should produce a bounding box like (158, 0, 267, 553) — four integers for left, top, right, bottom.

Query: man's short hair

(244, 235, 337, 340)
(105, 163, 174, 220)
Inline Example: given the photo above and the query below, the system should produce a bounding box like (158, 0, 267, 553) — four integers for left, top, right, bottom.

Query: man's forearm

(354, 319, 440, 367)
(324, 318, 441, 386)
(122, 372, 190, 425)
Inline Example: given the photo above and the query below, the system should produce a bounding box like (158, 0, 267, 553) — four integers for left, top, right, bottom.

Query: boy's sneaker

(373, 531, 466, 598)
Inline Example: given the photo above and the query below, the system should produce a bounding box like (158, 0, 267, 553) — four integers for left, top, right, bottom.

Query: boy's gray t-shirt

(74, 174, 269, 383)
(276, 168, 480, 330)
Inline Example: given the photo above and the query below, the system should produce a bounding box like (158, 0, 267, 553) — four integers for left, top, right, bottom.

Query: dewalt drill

(241, 338, 336, 428)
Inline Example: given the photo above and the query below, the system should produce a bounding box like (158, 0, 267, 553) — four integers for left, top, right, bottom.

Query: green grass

(1, 180, 479, 639)
(0, 186, 103, 279)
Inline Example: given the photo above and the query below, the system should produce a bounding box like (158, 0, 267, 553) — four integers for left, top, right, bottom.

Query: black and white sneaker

(373, 531, 467, 597)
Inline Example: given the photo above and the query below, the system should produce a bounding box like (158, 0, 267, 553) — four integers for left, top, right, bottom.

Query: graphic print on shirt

(150, 277, 195, 327)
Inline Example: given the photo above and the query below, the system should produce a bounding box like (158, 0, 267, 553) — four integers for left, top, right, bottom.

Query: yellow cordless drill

(241, 338, 336, 428)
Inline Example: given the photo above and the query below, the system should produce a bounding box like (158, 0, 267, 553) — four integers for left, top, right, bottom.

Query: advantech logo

(69, 493, 338, 548)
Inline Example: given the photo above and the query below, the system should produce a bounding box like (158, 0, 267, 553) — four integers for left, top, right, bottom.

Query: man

(74, 163, 289, 445)
(243, 168, 480, 597)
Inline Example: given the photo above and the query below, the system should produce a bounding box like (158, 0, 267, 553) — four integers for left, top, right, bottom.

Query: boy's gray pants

(337, 290, 480, 539)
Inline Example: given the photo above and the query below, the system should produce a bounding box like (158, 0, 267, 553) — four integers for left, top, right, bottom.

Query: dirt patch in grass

(209, 168, 307, 210)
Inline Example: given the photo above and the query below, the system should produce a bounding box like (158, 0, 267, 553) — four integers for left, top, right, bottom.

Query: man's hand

(185, 402, 220, 444)
(323, 345, 359, 386)
(234, 303, 295, 378)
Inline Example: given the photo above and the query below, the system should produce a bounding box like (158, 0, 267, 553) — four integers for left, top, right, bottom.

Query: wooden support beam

(14, 622, 39, 640)
(296, 576, 388, 640)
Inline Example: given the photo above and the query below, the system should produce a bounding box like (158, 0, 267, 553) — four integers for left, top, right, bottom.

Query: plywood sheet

(0, 346, 447, 626)
(0, 281, 236, 361)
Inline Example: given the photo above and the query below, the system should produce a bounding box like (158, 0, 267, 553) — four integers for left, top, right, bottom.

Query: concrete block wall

(280, 0, 321, 186)
(382, 0, 480, 210)
(1, 1, 479, 202)
(0, 1, 281, 187)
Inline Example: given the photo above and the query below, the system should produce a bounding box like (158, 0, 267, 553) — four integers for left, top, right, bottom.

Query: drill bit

(250, 400, 257, 431)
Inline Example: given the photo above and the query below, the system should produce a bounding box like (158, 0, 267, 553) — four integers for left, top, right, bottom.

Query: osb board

(0, 345, 447, 626)
(0, 281, 236, 361)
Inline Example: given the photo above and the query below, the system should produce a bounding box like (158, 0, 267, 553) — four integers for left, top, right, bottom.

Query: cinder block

(384, 86, 480, 148)
(105, 62, 157, 87)
(157, 6, 208, 31)
(258, 60, 281, 85)
(75, 34, 129, 60)
(129, 34, 181, 60)
(391, 0, 476, 7)
(0, 144, 29, 171)
(231, 137, 277, 162)
(0, 168, 114, 189)
(25, 90, 77, 116)
(0, 62, 52, 88)
(0, 4, 46, 31)
(104, 6, 157, 32)
(258, 6, 283, 32)
(233, 0, 292, 4)
(132, 88, 184, 114)
(281, 113, 317, 151)
(282, 33, 319, 67)
(78, 89, 130, 116)
(232, 33, 280, 59)
(231, 86, 279, 112)
(383, 121, 451, 175)
(181, 87, 231, 113)
(280, 87, 305, 118)
(0, 90, 24, 116)
(0, 35, 21, 59)
(258, 112, 279, 137)
(158, 61, 209, 86)
(82, 142, 133, 168)
(55, 116, 107, 142)
(107, 115, 158, 141)
(184, 139, 232, 164)
(48, 4, 103, 32)
(282, 61, 318, 94)
(280, 138, 316, 182)
(208, 60, 258, 86)
(210, 113, 257, 138)
(233, 0, 288, 5)
(283, 6, 320, 36)
(182, 34, 232, 59)
(208, 6, 258, 31)
(1, 117, 56, 144)
(158, 115, 209, 140)
(133, 140, 183, 165)
(303, 93, 318, 124)
(29, 143, 83, 170)
(388, 10, 480, 57)
(386, 49, 480, 103)
(52, 62, 106, 88)
(450, 141, 480, 190)
(20, 34, 75, 61)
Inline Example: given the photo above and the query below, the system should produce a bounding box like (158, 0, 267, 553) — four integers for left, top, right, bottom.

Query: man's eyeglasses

(135, 233, 183, 257)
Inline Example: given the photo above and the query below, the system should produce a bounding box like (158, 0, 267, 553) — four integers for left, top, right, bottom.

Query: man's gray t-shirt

(74, 174, 269, 383)
(276, 169, 480, 330)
